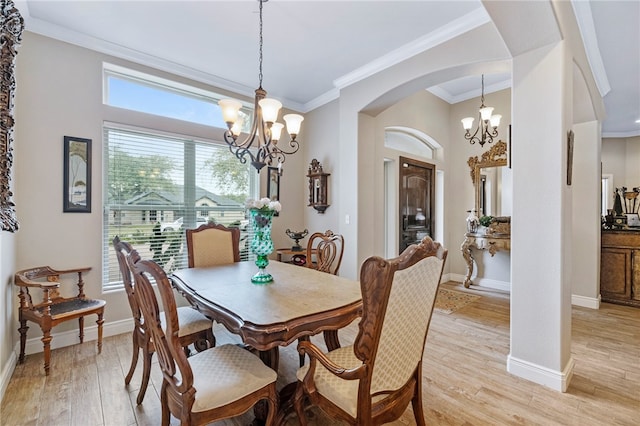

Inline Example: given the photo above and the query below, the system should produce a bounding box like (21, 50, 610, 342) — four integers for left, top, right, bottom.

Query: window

(102, 64, 258, 292)
(103, 63, 251, 131)
(103, 126, 257, 291)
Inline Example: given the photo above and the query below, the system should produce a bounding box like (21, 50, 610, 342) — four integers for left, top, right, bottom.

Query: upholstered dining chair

(113, 236, 215, 405)
(298, 229, 346, 366)
(305, 230, 344, 275)
(293, 236, 447, 426)
(125, 248, 278, 426)
(185, 223, 241, 268)
(14, 266, 106, 376)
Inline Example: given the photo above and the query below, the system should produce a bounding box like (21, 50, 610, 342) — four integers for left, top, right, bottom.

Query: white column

(508, 41, 574, 391)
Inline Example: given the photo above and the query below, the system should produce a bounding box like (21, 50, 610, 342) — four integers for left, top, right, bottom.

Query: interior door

(399, 157, 435, 253)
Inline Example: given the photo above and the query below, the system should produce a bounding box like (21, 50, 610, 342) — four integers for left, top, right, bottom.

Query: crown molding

(427, 78, 511, 105)
(602, 130, 640, 139)
(23, 15, 309, 112)
(333, 7, 491, 91)
(571, 0, 611, 97)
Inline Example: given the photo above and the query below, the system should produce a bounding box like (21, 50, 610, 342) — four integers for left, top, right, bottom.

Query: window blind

(103, 125, 256, 292)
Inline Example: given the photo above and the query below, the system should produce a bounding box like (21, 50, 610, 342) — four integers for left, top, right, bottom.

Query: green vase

(249, 209, 275, 284)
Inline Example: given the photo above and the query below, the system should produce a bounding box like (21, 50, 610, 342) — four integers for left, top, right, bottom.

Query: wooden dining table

(170, 260, 362, 371)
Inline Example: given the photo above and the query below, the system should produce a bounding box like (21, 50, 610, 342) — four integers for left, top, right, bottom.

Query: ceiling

(17, 0, 640, 138)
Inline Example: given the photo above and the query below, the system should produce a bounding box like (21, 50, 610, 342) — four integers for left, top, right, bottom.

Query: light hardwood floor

(2, 281, 639, 425)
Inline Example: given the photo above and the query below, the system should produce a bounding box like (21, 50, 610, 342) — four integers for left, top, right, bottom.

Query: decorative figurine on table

(285, 228, 309, 251)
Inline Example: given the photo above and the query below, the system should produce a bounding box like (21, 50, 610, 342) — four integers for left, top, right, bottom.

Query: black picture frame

(508, 124, 512, 169)
(267, 166, 280, 216)
(567, 130, 574, 186)
(63, 136, 92, 213)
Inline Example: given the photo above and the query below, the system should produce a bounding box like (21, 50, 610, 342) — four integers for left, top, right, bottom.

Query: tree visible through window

(103, 126, 256, 291)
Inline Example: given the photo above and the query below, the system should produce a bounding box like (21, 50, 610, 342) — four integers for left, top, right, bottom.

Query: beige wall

(602, 136, 640, 201)
(8, 32, 310, 356)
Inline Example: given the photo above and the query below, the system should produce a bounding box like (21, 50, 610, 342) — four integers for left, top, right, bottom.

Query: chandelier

(461, 74, 501, 147)
(218, 0, 303, 172)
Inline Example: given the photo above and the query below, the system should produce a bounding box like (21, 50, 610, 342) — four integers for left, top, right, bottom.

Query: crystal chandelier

(218, 0, 303, 172)
(461, 74, 501, 147)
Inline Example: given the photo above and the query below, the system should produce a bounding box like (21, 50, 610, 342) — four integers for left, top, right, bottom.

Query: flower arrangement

(245, 197, 282, 213)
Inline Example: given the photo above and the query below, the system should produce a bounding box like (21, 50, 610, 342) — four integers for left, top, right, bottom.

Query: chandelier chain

(258, 0, 264, 88)
(218, 0, 302, 172)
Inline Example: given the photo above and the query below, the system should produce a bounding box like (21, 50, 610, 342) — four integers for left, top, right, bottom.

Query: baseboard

(571, 294, 600, 309)
(15, 317, 133, 356)
(449, 273, 511, 292)
(0, 349, 17, 404)
(507, 353, 575, 392)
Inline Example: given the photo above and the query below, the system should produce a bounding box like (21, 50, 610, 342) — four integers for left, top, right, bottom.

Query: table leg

(461, 237, 474, 288)
(323, 330, 341, 351)
(252, 347, 281, 425)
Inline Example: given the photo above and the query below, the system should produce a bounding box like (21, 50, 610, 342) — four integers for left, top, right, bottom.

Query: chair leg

(263, 386, 278, 426)
(41, 328, 52, 376)
(160, 380, 170, 426)
(411, 372, 426, 426)
(136, 348, 153, 405)
(18, 319, 28, 364)
(293, 382, 308, 426)
(96, 312, 104, 354)
(125, 330, 140, 385)
(78, 316, 84, 343)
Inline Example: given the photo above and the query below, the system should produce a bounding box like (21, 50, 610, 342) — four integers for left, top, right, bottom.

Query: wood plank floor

(2, 281, 639, 425)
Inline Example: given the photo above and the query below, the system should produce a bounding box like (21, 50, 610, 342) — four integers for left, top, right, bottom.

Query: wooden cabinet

(600, 230, 640, 307)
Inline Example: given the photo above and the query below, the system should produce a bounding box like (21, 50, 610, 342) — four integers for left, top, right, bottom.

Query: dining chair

(185, 223, 240, 268)
(293, 236, 447, 425)
(125, 248, 278, 426)
(14, 266, 106, 376)
(305, 230, 344, 275)
(113, 236, 215, 405)
(298, 229, 345, 366)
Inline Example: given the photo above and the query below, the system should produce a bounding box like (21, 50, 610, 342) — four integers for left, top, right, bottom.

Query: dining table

(170, 259, 362, 369)
(170, 260, 362, 424)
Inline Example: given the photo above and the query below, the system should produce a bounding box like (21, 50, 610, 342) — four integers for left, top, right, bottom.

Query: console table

(461, 232, 511, 287)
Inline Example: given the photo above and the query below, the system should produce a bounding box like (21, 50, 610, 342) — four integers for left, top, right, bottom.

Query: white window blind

(103, 125, 256, 292)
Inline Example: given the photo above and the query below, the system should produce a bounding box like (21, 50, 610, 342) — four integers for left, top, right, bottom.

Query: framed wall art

(63, 136, 92, 213)
(267, 166, 281, 201)
(266, 166, 281, 216)
(567, 130, 574, 186)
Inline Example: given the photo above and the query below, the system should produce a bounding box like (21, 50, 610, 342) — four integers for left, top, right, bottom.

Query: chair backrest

(355, 237, 447, 394)
(186, 223, 241, 268)
(113, 236, 144, 327)
(125, 248, 194, 391)
(306, 230, 344, 275)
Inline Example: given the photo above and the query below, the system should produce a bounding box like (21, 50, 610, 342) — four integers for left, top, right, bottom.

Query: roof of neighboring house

(123, 186, 243, 207)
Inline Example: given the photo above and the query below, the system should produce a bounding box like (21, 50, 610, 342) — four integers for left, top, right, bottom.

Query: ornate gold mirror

(468, 140, 508, 218)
